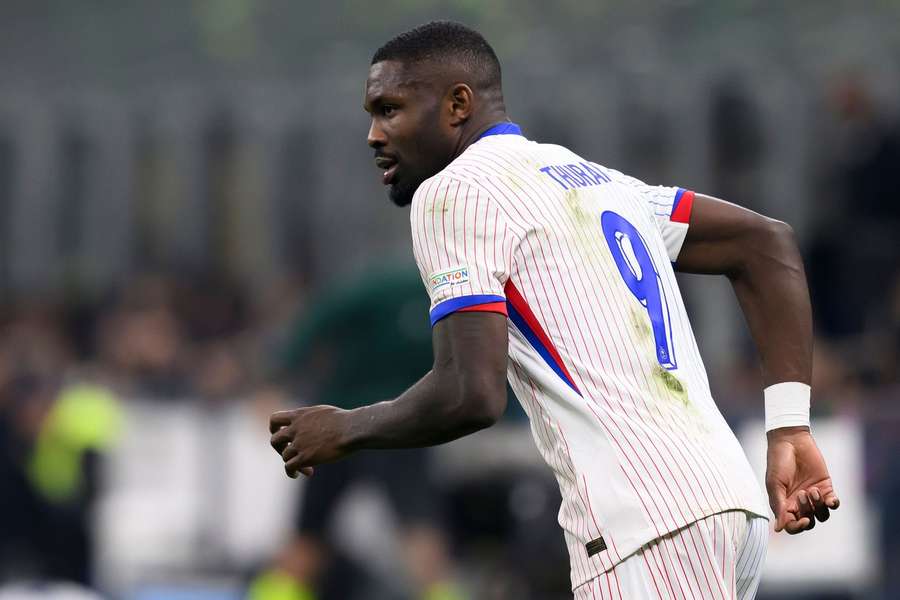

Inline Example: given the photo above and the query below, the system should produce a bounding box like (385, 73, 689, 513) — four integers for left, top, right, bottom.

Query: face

(364, 61, 458, 206)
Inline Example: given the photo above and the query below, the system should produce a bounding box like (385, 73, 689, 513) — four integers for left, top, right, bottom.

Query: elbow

(765, 218, 795, 242)
(761, 218, 802, 266)
(733, 217, 800, 279)
(452, 386, 507, 432)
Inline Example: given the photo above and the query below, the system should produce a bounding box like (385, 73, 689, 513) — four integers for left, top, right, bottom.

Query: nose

(367, 119, 386, 148)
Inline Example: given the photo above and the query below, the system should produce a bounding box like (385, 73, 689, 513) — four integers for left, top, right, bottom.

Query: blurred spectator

(95, 276, 189, 398)
(0, 373, 120, 586)
(808, 71, 900, 346)
(709, 75, 765, 212)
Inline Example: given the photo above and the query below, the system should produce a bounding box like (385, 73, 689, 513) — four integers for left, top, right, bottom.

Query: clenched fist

(269, 405, 353, 479)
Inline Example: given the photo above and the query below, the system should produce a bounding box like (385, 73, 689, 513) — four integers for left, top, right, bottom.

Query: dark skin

(677, 195, 839, 533)
(271, 58, 838, 536)
(363, 60, 508, 207)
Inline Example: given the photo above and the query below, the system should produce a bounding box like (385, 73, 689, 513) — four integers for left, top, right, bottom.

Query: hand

(269, 405, 352, 479)
(765, 426, 840, 534)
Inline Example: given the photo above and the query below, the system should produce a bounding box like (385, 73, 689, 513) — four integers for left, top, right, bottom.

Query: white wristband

(764, 382, 811, 432)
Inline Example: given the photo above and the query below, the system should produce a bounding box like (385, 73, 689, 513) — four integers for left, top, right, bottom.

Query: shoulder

(445, 135, 539, 182)
(411, 164, 500, 215)
(411, 173, 471, 213)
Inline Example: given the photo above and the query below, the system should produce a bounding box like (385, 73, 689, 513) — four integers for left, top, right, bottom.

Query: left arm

(270, 311, 508, 478)
(272, 176, 515, 478)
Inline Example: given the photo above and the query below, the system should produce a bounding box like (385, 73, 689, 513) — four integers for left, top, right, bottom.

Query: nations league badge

(429, 266, 470, 293)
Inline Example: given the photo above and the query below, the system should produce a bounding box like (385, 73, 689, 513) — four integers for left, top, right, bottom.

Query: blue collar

(476, 122, 523, 140)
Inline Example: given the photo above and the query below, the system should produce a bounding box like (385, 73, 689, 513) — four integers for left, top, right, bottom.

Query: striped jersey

(409, 123, 769, 590)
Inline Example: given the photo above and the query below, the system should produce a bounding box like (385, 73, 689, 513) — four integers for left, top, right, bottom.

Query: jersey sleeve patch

(428, 265, 471, 295)
(430, 294, 507, 326)
(670, 189, 695, 224)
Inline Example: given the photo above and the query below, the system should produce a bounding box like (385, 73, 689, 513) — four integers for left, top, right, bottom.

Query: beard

(387, 176, 420, 207)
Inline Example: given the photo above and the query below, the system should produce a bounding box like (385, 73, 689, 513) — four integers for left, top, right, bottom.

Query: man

(271, 21, 839, 599)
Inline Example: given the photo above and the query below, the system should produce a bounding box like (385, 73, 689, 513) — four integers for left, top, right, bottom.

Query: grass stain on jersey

(630, 308, 652, 340)
(652, 364, 688, 406)
(562, 190, 600, 263)
(565, 190, 592, 225)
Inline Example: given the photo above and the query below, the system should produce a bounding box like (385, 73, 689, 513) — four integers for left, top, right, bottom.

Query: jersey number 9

(601, 211, 677, 370)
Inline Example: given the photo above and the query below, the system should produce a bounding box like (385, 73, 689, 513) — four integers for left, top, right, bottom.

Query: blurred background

(0, 1, 897, 599)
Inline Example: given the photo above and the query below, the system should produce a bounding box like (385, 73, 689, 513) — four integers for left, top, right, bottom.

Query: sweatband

(764, 382, 811, 432)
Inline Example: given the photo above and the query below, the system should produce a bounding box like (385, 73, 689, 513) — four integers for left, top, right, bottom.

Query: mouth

(374, 156, 399, 185)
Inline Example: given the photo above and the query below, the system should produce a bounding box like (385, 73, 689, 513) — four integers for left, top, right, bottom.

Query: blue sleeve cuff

(429, 294, 507, 326)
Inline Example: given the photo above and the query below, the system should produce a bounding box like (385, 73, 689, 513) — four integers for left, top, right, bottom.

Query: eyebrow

(363, 93, 383, 112)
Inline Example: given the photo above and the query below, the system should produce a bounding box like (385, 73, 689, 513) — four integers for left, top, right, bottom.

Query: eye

(381, 104, 397, 117)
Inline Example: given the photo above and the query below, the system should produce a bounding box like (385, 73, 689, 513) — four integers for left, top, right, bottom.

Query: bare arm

(676, 193, 839, 534)
(675, 193, 811, 386)
(270, 311, 508, 474)
(345, 311, 508, 449)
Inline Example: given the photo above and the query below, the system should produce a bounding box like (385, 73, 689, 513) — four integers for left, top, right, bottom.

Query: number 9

(601, 211, 677, 370)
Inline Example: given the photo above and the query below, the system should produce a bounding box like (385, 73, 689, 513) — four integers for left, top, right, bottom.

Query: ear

(447, 83, 474, 126)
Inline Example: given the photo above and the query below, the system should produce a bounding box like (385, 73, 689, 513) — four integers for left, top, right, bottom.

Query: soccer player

(270, 21, 839, 599)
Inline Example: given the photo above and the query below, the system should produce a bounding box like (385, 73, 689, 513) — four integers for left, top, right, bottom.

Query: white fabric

(412, 176, 514, 312)
(602, 167, 691, 261)
(764, 382, 811, 432)
(411, 134, 770, 590)
(573, 511, 768, 600)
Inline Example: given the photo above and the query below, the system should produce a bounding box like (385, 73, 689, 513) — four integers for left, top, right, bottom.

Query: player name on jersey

(410, 123, 769, 590)
(539, 161, 612, 190)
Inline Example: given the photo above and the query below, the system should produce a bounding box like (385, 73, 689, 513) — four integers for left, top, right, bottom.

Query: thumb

(771, 486, 788, 532)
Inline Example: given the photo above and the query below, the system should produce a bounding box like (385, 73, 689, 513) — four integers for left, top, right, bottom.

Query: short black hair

(371, 21, 502, 91)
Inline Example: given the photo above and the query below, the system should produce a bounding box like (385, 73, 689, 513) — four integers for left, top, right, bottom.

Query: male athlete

(270, 21, 839, 599)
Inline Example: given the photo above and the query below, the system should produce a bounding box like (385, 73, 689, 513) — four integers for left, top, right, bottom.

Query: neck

(451, 111, 511, 159)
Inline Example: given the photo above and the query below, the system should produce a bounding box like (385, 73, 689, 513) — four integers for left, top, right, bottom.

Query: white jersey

(409, 124, 769, 591)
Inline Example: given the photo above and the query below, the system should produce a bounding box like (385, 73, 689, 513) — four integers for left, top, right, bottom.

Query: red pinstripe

(503, 200, 685, 536)
(731, 520, 738, 598)
(641, 548, 668, 599)
(505, 249, 669, 542)
(648, 537, 679, 599)
(464, 153, 732, 519)
(685, 516, 720, 598)
(662, 532, 697, 600)
(464, 164, 732, 521)
(512, 361, 591, 583)
(410, 136, 769, 592)
(462, 153, 740, 515)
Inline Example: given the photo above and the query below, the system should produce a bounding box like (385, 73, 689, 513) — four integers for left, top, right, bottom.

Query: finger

(784, 516, 811, 535)
(797, 490, 812, 518)
(824, 492, 840, 510)
(809, 487, 831, 523)
(771, 488, 789, 532)
(269, 411, 294, 434)
(285, 455, 314, 479)
(270, 428, 293, 453)
(286, 464, 314, 479)
(776, 509, 797, 533)
(281, 443, 298, 462)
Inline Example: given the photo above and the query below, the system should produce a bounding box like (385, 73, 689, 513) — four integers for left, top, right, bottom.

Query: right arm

(675, 194, 811, 387)
(675, 193, 839, 534)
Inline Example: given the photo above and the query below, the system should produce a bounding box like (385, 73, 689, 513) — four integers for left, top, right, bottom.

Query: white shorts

(574, 510, 768, 600)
